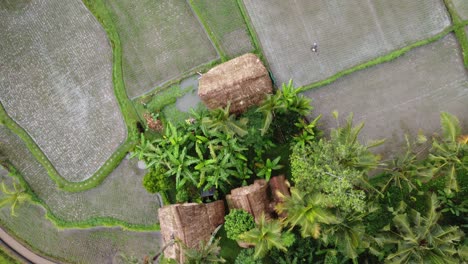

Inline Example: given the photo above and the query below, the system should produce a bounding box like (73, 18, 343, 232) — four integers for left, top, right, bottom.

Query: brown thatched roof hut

(269, 175, 290, 204)
(226, 179, 272, 222)
(269, 175, 291, 217)
(158, 200, 225, 263)
(198, 53, 273, 113)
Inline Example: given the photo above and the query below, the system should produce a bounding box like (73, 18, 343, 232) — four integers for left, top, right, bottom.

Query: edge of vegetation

(300, 26, 455, 92)
(188, 0, 228, 61)
(0, 162, 160, 232)
(235, 0, 266, 63)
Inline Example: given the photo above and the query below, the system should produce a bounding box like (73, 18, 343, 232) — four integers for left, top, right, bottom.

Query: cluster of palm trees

(224, 112, 466, 263)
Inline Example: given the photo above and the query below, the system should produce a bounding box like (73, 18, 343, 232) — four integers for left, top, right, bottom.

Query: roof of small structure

(198, 53, 272, 113)
(158, 201, 225, 263)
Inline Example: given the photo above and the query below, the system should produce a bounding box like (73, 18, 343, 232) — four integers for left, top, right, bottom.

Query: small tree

(0, 181, 31, 216)
(373, 194, 464, 263)
(224, 209, 256, 241)
(238, 214, 295, 259)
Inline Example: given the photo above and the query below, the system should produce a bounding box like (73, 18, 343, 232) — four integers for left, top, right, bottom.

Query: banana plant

(293, 115, 322, 147)
(256, 156, 283, 181)
(428, 112, 467, 193)
(201, 103, 248, 137)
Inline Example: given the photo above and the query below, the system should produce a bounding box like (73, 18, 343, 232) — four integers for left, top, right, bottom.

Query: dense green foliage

(235, 248, 262, 264)
(224, 209, 256, 240)
(239, 214, 295, 259)
(290, 113, 383, 213)
(135, 83, 311, 201)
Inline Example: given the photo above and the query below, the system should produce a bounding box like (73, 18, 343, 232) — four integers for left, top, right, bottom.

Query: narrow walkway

(0, 227, 56, 264)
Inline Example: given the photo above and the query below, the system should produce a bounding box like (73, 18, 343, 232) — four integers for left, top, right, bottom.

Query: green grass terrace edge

(188, 0, 228, 61)
(0, 162, 160, 232)
(0, 0, 143, 192)
(0, 104, 136, 192)
(235, 0, 267, 63)
(299, 26, 456, 92)
(444, 0, 468, 67)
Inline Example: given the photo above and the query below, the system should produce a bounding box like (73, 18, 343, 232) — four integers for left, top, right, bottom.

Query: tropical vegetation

(134, 80, 466, 263)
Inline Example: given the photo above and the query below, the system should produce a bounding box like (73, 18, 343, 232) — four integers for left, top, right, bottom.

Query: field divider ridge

(0, 161, 160, 231)
(443, 0, 468, 67)
(299, 26, 455, 92)
(188, 0, 228, 61)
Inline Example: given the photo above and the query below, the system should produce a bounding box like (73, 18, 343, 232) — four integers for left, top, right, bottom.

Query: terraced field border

(0, 162, 160, 231)
(188, 0, 228, 61)
(444, 0, 468, 67)
(298, 26, 457, 92)
(235, 0, 267, 63)
(0, 0, 142, 192)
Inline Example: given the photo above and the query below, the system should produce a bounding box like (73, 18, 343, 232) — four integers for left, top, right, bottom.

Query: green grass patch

(444, 0, 468, 67)
(299, 26, 455, 92)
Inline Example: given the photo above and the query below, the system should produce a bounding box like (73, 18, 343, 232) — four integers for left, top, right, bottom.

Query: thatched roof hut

(158, 200, 225, 263)
(269, 175, 290, 204)
(269, 175, 291, 217)
(198, 53, 273, 113)
(226, 179, 272, 222)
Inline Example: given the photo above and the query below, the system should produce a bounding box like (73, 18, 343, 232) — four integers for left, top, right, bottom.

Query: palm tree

(275, 188, 339, 239)
(321, 209, 372, 262)
(381, 135, 433, 193)
(374, 193, 463, 263)
(428, 112, 467, 193)
(0, 181, 31, 216)
(238, 213, 294, 259)
(256, 93, 284, 136)
(202, 103, 248, 137)
(278, 80, 312, 116)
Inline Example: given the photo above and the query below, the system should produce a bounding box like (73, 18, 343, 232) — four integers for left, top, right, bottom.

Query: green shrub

(142, 167, 171, 194)
(224, 209, 256, 241)
(235, 249, 262, 264)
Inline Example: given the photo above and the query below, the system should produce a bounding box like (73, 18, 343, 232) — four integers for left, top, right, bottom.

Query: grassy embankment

(444, 0, 468, 67)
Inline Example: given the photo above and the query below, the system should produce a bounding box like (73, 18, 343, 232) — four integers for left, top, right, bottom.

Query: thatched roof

(226, 179, 272, 222)
(269, 175, 291, 218)
(198, 53, 273, 113)
(269, 175, 290, 204)
(158, 200, 225, 263)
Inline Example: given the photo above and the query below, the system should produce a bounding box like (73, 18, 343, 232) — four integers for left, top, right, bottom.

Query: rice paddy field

(0, 203, 161, 264)
(0, 124, 160, 227)
(189, 0, 254, 59)
(303, 33, 468, 158)
(103, 0, 218, 98)
(242, 0, 451, 87)
(0, 0, 127, 183)
(0, 0, 467, 263)
(453, 0, 468, 20)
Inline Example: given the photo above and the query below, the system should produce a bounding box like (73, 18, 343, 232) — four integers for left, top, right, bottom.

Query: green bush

(235, 249, 262, 264)
(224, 209, 256, 241)
(142, 167, 171, 194)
